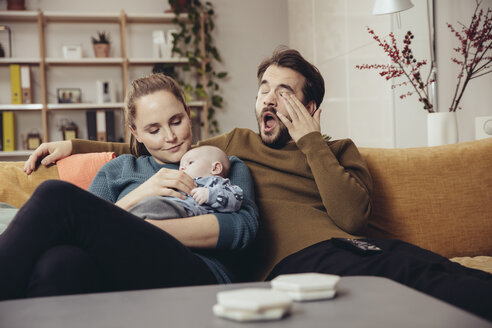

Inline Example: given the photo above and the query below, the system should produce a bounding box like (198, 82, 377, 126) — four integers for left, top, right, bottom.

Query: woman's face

(130, 90, 192, 164)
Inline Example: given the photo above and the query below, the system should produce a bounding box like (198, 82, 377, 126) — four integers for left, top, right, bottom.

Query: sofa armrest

(0, 162, 59, 208)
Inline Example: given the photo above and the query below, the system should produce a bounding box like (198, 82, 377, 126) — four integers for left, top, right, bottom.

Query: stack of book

(86, 110, 116, 142)
(10, 64, 32, 105)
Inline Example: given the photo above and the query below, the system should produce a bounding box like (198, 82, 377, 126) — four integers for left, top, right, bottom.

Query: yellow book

(10, 65, 22, 105)
(2, 111, 15, 151)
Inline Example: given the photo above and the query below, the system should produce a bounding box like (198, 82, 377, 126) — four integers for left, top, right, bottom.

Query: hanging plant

(168, 0, 227, 135)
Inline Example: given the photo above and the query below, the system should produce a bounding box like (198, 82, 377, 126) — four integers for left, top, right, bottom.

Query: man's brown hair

(257, 46, 325, 109)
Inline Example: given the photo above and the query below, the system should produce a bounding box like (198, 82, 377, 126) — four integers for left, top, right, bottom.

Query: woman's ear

(129, 125, 141, 143)
(211, 161, 223, 176)
(186, 106, 191, 118)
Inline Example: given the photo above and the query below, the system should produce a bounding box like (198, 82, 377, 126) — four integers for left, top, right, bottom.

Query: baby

(129, 145, 243, 220)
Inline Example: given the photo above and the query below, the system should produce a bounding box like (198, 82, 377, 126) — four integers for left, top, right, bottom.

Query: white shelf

(44, 11, 120, 22)
(126, 13, 188, 23)
(47, 102, 125, 110)
(188, 101, 207, 107)
(0, 150, 33, 158)
(128, 57, 189, 64)
(0, 104, 43, 111)
(0, 10, 38, 21)
(45, 58, 124, 65)
(0, 58, 41, 65)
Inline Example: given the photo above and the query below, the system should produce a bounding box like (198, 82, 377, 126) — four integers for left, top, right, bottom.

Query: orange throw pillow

(57, 152, 115, 190)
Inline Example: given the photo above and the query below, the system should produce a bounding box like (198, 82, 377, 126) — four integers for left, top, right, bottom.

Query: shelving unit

(0, 9, 209, 157)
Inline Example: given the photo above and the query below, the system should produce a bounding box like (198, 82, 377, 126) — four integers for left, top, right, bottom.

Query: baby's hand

(190, 187, 209, 205)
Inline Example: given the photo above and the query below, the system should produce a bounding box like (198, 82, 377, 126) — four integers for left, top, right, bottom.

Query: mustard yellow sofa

(1, 138, 491, 274)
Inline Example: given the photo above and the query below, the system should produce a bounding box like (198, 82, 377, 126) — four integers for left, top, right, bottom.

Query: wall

(1, 0, 288, 143)
(288, 0, 492, 148)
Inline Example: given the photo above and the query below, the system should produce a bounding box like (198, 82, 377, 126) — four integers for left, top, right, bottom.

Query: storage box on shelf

(0, 10, 210, 159)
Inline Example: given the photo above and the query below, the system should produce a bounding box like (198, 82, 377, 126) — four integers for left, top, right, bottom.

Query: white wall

(204, 0, 289, 133)
(1, 0, 288, 143)
(288, 0, 492, 148)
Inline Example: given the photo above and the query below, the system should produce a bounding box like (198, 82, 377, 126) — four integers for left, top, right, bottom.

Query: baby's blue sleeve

(205, 177, 243, 213)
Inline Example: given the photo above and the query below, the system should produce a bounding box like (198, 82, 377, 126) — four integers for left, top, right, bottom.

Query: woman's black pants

(0, 180, 216, 300)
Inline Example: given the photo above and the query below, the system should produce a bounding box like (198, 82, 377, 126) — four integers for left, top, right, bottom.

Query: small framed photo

(62, 44, 82, 59)
(57, 88, 81, 103)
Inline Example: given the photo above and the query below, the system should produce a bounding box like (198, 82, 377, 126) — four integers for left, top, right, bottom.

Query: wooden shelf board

(0, 104, 43, 110)
(47, 102, 124, 110)
(45, 58, 124, 65)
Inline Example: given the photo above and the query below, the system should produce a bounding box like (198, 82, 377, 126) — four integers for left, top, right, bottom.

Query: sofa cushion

(450, 256, 492, 275)
(0, 162, 59, 208)
(0, 152, 115, 208)
(359, 138, 492, 259)
(57, 152, 115, 190)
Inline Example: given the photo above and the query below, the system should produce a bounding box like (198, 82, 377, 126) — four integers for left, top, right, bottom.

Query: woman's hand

(24, 140, 73, 175)
(116, 168, 197, 210)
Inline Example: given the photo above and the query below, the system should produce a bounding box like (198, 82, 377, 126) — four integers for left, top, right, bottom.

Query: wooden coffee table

(0, 276, 490, 327)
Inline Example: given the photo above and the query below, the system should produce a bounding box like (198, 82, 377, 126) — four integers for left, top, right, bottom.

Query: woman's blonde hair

(125, 73, 189, 157)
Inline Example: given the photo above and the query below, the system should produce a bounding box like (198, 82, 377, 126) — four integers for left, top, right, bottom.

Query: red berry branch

(447, 0, 491, 112)
(356, 0, 491, 113)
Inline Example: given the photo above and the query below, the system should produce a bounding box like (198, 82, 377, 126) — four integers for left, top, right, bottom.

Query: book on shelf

(20, 65, 32, 104)
(10, 65, 22, 105)
(2, 111, 15, 151)
(86, 111, 97, 141)
(86, 110, 115, 142)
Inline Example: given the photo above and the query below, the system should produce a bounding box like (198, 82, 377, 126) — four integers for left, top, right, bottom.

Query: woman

(0, 74, 258, 300)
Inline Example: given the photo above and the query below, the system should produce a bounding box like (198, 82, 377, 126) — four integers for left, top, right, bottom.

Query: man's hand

(277, 92, 321, 143)
(190, 187, 209, 205)
(23, 140, 73, 175)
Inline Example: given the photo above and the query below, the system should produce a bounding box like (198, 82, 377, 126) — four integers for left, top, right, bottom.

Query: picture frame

(57, 88, 81, 104)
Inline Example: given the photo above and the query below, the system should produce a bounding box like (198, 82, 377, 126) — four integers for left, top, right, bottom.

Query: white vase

(427, 112, 458, 146)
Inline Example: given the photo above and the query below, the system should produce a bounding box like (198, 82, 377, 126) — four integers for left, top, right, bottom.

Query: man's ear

(307, 101, 317, 116)
(129, 125, 141, 143)
(211, 161, 223, 176)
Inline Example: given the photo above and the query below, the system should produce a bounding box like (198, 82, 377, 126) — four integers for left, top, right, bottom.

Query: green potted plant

(91, 31, 111, 58)
(169, 0, 227, 135)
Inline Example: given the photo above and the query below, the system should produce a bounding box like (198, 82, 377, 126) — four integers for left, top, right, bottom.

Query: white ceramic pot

(427, 112, 458, 146)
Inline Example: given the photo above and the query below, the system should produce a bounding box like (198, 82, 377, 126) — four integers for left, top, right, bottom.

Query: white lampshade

(372, 0, 414, 15)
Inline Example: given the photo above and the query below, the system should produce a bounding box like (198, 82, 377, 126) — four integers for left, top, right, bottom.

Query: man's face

(255, 65, 307, 148)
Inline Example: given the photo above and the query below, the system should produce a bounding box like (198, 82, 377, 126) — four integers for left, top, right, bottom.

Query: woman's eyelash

(171, 120, 182, 126)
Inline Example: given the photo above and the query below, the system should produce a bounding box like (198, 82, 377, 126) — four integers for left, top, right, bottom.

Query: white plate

(216, 288, 292, 312)
(271, 273, 340, 292)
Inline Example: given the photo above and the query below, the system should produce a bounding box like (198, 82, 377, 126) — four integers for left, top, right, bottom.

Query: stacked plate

(213, 273, 341, 322)
(271, 273, 340, 301)
(213, 288, 293, 322)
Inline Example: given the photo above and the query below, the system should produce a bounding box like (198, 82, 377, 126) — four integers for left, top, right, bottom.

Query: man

(25, 47, 492, 320)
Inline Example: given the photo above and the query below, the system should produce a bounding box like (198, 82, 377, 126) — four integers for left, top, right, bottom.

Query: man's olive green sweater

(72, 128, 372, 280)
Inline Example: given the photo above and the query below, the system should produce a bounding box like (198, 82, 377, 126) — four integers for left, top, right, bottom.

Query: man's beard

(256, 107, 292, 149)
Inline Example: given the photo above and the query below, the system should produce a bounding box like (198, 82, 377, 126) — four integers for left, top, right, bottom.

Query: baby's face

(179, 148, 215, 179)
